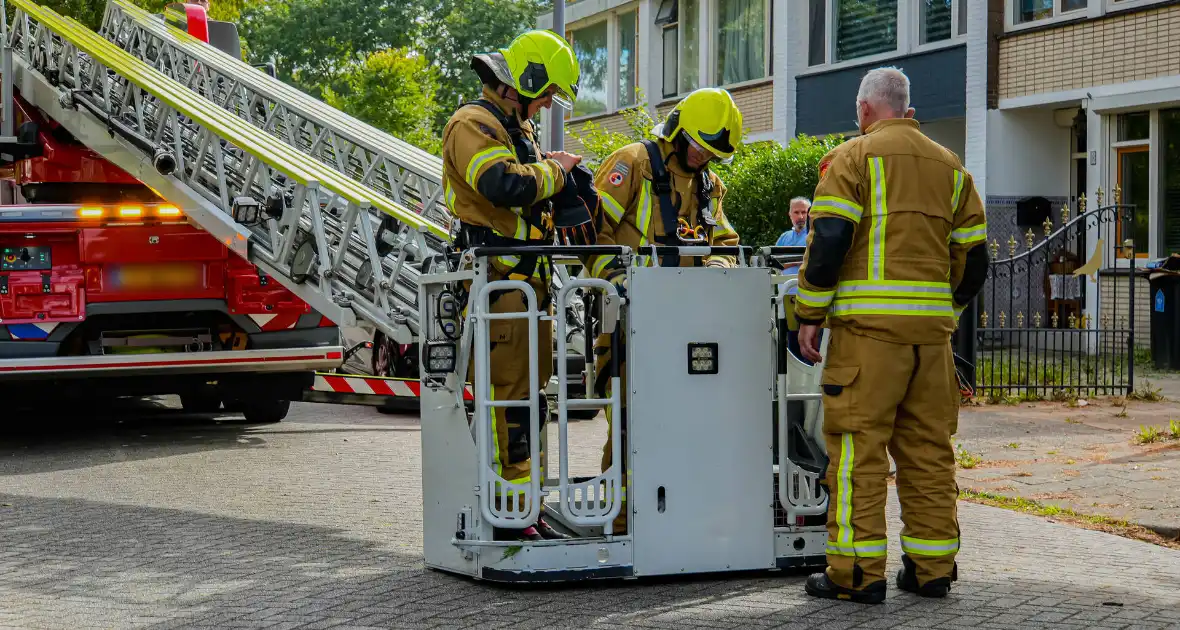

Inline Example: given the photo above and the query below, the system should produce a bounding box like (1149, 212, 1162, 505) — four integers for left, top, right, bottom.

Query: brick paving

(0, 399, 1179, 629)
(955, 373, 1180, 537)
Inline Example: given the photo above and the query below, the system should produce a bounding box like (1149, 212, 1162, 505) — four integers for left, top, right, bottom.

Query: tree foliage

(323, 48, 443, 156)
(35, 0, 243, 32)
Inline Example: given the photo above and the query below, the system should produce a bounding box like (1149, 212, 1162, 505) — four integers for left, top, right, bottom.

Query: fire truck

(3, 0, 835, 583)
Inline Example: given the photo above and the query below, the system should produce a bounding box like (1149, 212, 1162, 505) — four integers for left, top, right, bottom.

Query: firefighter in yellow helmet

(441, 29, 598, 542)
(794, 67, 988, 604)
(583, 87, 744, 535)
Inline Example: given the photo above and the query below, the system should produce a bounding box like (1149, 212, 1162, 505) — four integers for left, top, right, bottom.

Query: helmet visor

(549, 84, 577, 111)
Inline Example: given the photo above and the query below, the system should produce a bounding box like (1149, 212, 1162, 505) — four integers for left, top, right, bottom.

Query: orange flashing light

(78, 207, 104, 218)
(157, 205, 182, 217)
(119, 206, 143, 217)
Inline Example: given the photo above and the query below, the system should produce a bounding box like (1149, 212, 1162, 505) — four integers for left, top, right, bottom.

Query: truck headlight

(687, 342, 718, 375)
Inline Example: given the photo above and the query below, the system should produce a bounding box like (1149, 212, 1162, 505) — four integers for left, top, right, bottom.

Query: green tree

(35, 0, 243, 32)
(420, 0, 548, 131)
(238, 0, 423, 98)
(323, 48, 443, 156)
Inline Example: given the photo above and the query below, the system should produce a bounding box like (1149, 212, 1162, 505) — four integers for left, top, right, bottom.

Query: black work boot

(805, 570, 887, 605)
(534, 516, 572, 540)
(493, 525, 544, 542)
(896, 554, 956, 598)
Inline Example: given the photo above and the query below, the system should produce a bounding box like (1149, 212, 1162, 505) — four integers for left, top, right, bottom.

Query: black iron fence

(955, 194, 1138, 399)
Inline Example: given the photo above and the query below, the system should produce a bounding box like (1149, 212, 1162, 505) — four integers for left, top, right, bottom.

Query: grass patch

(1128, 381, 1165, 403)
(955, 443, 982, 469)
(975, 352, 1131, 398)
(1133, 421, 1180, 445)
(1003, 442, 1020, 449)
(960, 489, 1179, 550)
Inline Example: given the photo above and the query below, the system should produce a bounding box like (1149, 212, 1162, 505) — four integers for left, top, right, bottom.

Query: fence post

(956, 297, 979, 390)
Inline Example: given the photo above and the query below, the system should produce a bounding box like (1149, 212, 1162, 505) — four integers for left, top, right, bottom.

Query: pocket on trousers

(820, 365, 862, 434)
(487, 319, 521, 387)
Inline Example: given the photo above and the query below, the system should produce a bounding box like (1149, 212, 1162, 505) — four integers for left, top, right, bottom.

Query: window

(566, 8, 640, 119)
(568, 21, 608, 118)
(1012, 0, 1087, 26)
(1118, 112, 1149, 142)
(1162, 109, 1180, 255)
(680, 0, 700, 93)
(715, 0, 768, 84)
(835, 0, 898, 62)
(920, 0, 953, 44)
(618, 11, 638, 108)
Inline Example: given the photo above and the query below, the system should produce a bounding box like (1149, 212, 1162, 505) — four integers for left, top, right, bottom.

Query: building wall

(922, 118, 967, 160)
(998, 3, 1180, 100)
(1100, 274, 1151, 349)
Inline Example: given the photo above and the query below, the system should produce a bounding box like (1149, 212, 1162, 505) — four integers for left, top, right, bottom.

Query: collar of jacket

(480, 85, 525, 127)
(864, 117, 920, 134)
(657, 137, 701, 179)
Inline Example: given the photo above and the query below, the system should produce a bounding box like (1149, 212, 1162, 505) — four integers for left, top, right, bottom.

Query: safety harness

(640, 139, 718, 268)
(455, 99, 557, 305)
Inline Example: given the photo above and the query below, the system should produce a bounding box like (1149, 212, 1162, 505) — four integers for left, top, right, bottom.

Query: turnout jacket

(794, 118, 989, 345)
(586, 138, 740, 277)
(441, 86, 567, 277)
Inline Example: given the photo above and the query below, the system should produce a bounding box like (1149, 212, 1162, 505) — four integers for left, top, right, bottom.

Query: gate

(956, 191, 1138, 399)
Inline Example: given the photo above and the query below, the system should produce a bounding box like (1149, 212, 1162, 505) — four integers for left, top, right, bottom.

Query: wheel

(180, 387, 222, 414)
(240, 398, 290, 423)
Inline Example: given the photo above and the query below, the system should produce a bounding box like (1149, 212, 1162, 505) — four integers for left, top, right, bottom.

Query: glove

(705, 258, 730, 269)
(551, 171, 597, 246)
(606, 269, 628, 299)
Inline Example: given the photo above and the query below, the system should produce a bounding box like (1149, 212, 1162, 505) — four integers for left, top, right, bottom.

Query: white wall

(985, 108, 1072, 198)
(922, 118, 966, 161)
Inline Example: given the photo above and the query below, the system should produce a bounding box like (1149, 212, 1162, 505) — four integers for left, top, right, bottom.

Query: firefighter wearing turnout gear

(584, 87, 744, 535)
(794, 68, 988, 604)
(442, 29, 595, 543)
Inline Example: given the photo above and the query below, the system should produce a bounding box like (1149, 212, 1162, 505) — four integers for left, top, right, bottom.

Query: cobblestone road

(1, 399, 1179, 629)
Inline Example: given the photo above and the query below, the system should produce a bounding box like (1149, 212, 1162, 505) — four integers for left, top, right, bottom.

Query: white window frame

(565, 4, 642, 123)
(801, 1, 967, 76)
(1104, 0, 1171, 13)
(1004, 0, 1090, 33)
(658, 0, 772, 103)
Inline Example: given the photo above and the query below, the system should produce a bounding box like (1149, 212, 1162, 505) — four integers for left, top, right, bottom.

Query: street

(1, 399, 1179, 630)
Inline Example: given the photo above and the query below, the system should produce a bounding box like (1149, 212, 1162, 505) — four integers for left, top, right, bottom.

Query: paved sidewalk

(0, 401, 1178, 629)
(955, 374, 1180, 539)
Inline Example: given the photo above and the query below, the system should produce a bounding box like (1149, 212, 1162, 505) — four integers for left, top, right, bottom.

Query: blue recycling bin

(1149, 273, 1180, 370)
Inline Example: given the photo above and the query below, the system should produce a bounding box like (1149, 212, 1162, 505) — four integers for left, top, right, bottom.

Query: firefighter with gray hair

(794, 66, 989, 603)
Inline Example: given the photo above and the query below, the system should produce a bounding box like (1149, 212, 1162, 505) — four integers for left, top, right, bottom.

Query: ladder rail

(99, 0, 451, 233)
(8, 0, 439, 342)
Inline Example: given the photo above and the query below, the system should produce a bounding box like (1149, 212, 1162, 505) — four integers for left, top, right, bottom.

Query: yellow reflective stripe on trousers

(465, 146, 514, 188)
(951, 223, 987, 245)
(831, 298, 956, 318)
(827, 539, 888, 558)
(836, 433, 854, 546)
(591, 255, 615, 278)
(950, 170, 965, 215)
(600, 191, 626, 223)
(797, 287, 835, 308)
(901, 536, 960, 557)
(835, 280, 952, 300)
(813, 196, 864, 224)
(868, 157, 887, 281)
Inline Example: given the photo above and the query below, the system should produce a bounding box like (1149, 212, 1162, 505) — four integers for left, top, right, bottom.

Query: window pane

(570, 21, 608, 117)
(1062, 0, 1087, 11)
(1161, 109, 1180, 255)
(716, 0, 766, 84)
(808, 0, 826, 66)
(1119, 150, 1150, 254)
(680, 0, 699, 93)
(662, 27, 679, 98)
(618, 11, 638, 107)
(1015, 0, 1053, 24)
(921, 0, 953, 44)
(834, 0, 897, 62)
(1118, 112, 1150, 142)
(958, 0, 967, 35)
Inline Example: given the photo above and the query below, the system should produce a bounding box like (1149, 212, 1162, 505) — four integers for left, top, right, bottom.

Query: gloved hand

(551, 171, 597, 246)
(705, 258, 730, 269)
(606, 269, 628, 299)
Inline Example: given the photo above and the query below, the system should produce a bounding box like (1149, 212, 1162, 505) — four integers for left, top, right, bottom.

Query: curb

(1140, 522, 1180, 541)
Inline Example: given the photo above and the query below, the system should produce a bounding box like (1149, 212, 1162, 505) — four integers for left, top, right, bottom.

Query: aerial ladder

(96, 0, 595, 409)
(4, 0, 834, 582)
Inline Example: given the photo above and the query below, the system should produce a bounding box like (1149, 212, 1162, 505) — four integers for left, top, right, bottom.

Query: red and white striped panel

(312, 373, 475, 400)
(248, 313, 303, 331)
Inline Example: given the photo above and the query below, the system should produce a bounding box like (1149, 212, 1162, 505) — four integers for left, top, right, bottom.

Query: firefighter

(441, 29, 597, 542)
(794, 67, 988, 604)
(583, 87, 744, 535)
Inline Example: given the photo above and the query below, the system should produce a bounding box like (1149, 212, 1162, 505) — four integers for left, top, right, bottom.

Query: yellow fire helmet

(653, 88, 744, 163)
(499, 30, 580, 110)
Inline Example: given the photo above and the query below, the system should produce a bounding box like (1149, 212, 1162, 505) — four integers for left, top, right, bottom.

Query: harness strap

(641, 139, 683, 268)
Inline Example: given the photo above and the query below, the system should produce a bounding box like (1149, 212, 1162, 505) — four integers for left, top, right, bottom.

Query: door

(1117, 146, 1150, 259)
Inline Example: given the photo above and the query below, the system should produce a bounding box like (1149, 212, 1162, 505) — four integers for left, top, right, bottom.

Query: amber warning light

(76, 205, 185, 220)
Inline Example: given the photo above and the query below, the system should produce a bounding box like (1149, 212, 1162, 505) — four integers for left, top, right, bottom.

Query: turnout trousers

(465, 270, 553, 510)
(594, 332, 628, 535)
(819, 326, 961, 590)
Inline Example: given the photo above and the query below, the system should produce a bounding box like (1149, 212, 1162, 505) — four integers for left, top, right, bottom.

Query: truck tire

(240, 399, 290, 424)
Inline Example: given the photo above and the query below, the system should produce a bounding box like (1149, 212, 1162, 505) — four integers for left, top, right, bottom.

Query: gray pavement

(1, 399, 1179, 629)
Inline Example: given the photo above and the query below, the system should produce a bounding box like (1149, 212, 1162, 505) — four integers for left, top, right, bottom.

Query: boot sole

(804, 582, 886, 605)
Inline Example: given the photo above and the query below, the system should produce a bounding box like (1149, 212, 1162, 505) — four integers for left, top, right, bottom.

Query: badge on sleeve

(607, 161, 629, 186)
(818, 160, 831, 180)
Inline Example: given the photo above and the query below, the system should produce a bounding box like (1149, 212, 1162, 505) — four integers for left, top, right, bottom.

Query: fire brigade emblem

(608, 162, 628, 186)
(608, 171, 623, 186)
(818, 160, 831, 180)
